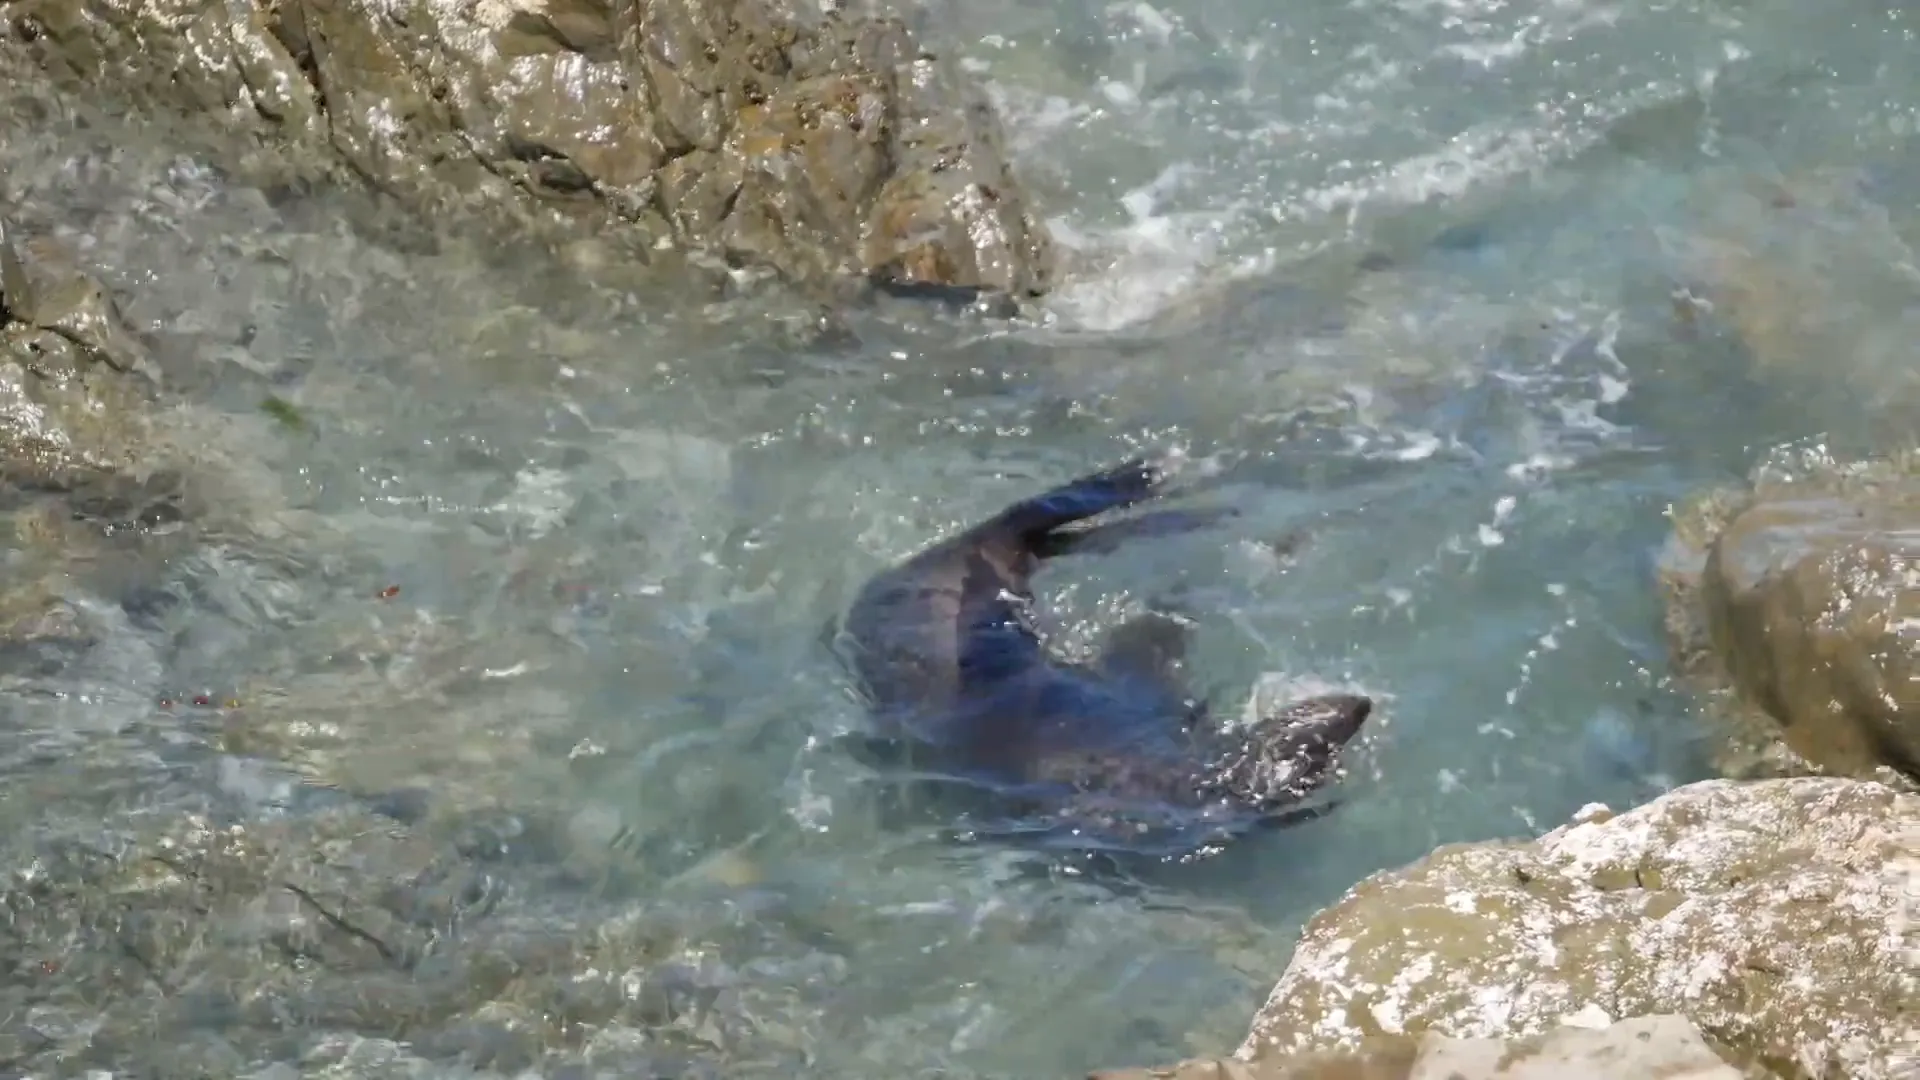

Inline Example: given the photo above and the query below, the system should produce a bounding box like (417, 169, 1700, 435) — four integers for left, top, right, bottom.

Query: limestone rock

(1091, 1037, 1419, 1080)
(1396, 1016, 1743, 1080)
(1234, 777, 1918, 1080)
(1093, 1015, 1742, 1080)
(6, 0, 1056, 298)
(1662, 448, 1920, 784)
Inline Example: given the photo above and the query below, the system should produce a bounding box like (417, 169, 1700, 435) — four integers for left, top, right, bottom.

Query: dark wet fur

(832, 455, 1372, 860)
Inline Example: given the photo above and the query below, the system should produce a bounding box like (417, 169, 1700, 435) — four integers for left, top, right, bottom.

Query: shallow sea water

(3, 0, 1920, 1075)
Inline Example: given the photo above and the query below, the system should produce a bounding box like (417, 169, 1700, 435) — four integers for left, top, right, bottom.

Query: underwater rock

(0, 221, 317, 607)
(1092, 1014, 1742, 1080)
(1220, 777, 1916, 1080)
(1659, 164, 1920, 442)
(1662, 448, 1920, 786)
(0, 803, 835, 1075)
(0, 218, 243, 618)
(0, 218, 162, 488)
(5, 0, 1056, 300)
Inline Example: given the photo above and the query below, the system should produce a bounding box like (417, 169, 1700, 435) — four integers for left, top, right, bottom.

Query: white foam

(1037, 156, 1255, 332)
(1042, 214, 1236, 332)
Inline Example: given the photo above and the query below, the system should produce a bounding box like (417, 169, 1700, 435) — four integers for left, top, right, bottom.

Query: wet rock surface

(1662, 448, 1920, 786)
(1226, 777, 1917, 1080)
(5, 0, 1056, 300)
(0, 216, 161, 488)
(1092, 1014, 1743, 1080)
(0, 218, 258, 635)
(0, 804, 840, 1076)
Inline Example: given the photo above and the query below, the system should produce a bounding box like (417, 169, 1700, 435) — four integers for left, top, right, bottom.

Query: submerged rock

(0, 221, 321, 595)
(0, 219, 245, 621)
(0, 804, 836, 1076)
(1659, 165, 1920, 443)
(0, 217, 160, 488)
(6, 0, 1056, 299)
(1662, 448, 1920, 785)
(1092, 1014, 1742, 1080)
(1224, 777, 1916, 1080)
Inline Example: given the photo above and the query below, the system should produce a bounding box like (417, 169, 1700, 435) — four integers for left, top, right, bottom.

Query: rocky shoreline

(2, 3, 1917, 1079)
(1104, 776, 1917, 1079)
(8, 0, 1056, 304)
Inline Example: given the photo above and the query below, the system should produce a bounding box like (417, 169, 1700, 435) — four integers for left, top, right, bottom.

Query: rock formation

(5, 0, 1057, 299)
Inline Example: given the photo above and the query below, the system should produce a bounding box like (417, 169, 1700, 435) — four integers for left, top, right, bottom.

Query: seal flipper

(972, 454, 1234, 564)
(945, 456, 1211, 687)
(1032, 506, 1238, 559)
(992, 456, 1170, 543)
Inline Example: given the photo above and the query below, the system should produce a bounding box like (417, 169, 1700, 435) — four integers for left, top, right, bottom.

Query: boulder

(5, 0, 1056, 299)
(1230, 778, 1917, 1080)
(1662, 448, 1920, 784)
(1091, 1014, 1742, 1080)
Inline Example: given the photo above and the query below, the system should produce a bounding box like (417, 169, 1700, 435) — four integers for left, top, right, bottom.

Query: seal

(833, 453, 1373, 857)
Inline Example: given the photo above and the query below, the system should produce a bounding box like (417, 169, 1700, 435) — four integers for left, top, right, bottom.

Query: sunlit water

(2, 0, 1918, 1074)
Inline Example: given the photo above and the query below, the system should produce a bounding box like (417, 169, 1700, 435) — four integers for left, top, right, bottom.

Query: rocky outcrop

(1092, 1014, 1743, 1080)
(1219, 777, 1916, 1080)
(1662, 448, 1920, 785)
(4, 0, 1056, 299)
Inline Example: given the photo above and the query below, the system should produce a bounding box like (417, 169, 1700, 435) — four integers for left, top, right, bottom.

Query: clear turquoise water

(3, 0, 1919, 1074)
